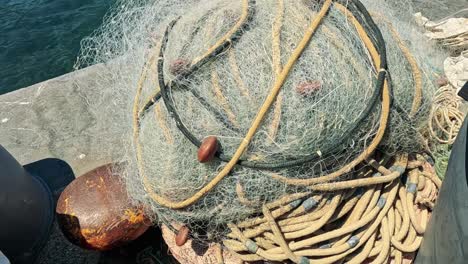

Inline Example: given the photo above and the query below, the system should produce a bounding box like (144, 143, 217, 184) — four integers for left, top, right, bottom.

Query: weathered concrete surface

(0, 64, 125, 264)
(0, 63, 124, 177)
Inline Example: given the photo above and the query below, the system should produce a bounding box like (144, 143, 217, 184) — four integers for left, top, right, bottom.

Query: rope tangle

(130, 0, 444, 262)
(225, 155, 439, 263)
(429, 84, 465, 144)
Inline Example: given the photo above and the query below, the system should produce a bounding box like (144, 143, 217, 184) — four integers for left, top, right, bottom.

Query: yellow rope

(386, 19, 423, 117)
(328, 188, 374, 248)
(130, 2, 440, 262)
(394, 187, 410, 241)
(132, 49, 160, 158)
(253, 179, 398, 254)
(154, 104, 175, 144)
(394, 250, 403, 264)
(310, 171, 400, 191)
(211, 66, 240, 128)
(281, 195, 342, 240)
(371, 13, 423, 118)
(215, 243, 224, 264)
(192, 0, 250, 65)
(268, 0, 285, 140)
(346, 232, 376, 264)
(236, 180, 259, 207)
(230, 198, 316, 237)
(225, 2, 394, 252)
(225, 158, 438, 262)
(233, 193, 312, 230)
(136, 40, 174, 145)
(228, 49, 250, 98)
(391, 209, 427, 252)
(329, 193, 360, 222)
(222, 4, 440, 263)
(270, 2, 391, 186)
(232, 198, 328, 238)
(294, 181, 398, 263)
(428, 85, 465, 144)
(136, 0, 249, 116)
(263, 205, 301, 263)
(406, 171, 426, 234)
(272, 0, 284, 78)
(373, 216, 391, 264)
(388, 206, 395, 237)
(420, 171, 442, 189)
(394, 205, 402, 235)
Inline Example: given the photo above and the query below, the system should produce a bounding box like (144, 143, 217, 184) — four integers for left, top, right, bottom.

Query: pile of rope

(428, 84, 465, 145)
(223, 154, 441, 263)
(415, 10, 467, 146)
(216, 3, 440, 262)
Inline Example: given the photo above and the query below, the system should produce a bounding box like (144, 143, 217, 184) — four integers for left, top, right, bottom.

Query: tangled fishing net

(75, 0, 462, 262)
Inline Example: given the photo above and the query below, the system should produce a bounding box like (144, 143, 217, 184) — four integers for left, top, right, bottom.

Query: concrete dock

(0, 63, 125, 177)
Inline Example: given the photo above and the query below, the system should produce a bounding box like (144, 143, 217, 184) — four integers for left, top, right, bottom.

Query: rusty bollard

(56, 164, 149, 251)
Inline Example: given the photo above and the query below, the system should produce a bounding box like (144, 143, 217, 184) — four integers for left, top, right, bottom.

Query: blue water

(0, 0, 464, 95)
(0, 0, 114, 95)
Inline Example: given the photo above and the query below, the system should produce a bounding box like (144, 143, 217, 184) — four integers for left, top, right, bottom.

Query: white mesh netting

(74, 0, 447, 239)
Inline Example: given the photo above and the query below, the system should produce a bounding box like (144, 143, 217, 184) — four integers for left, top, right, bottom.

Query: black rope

(158, 18, 201, 147)
(144, 0, 256, 133)
(142, 0, 390, 170)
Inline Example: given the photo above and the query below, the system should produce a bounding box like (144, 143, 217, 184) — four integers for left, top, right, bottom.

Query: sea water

(0, 0, 464, 95)
(0, 0, 113, 94)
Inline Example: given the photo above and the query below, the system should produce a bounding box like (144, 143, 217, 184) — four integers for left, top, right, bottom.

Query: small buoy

(197, 136, 219, 163)
(295, 80, 322, 96)
(436, 76, 448, 87)
(169, 59, 190, 76)
(175, 226, 190, 246)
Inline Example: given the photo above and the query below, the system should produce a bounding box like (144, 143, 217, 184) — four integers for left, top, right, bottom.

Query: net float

(197, 136, 219, 163)
(169, 59, 191, 76)
(175, 226, 190, 246)
(295, 80, 322, 97)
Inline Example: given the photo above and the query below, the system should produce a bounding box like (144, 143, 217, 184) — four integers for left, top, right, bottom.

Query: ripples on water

(0, 0, 464, 95)
(0, 0, 113, 94)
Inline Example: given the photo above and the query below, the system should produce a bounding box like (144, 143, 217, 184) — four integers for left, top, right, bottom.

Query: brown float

(161, 224, 241, 264)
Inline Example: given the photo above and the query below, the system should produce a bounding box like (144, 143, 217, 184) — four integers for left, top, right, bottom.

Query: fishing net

(75, 0, 453, 262)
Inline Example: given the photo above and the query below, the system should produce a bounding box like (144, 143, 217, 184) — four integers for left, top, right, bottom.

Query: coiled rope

(429, 84, 465, 144)
(224, 155, 439, 263)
